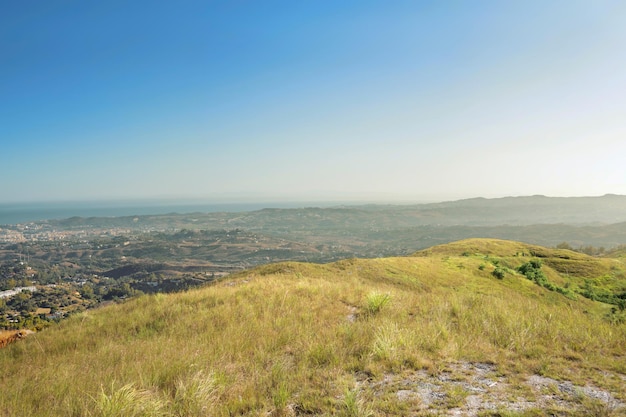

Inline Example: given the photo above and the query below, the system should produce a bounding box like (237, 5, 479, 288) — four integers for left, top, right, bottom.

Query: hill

(1, 239, 625, 416)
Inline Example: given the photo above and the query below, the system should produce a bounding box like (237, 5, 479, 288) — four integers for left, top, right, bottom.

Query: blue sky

(2, 1, 625, 203)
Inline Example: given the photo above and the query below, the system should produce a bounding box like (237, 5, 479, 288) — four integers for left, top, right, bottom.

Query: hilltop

(1, 239, 625, 416)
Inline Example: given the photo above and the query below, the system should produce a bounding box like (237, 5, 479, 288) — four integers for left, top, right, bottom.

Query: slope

(0, 239, 625, 416)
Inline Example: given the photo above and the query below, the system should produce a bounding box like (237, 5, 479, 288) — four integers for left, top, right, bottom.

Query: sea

(0, 200, 339, 225)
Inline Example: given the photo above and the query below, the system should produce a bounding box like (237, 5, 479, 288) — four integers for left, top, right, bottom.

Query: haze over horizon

(2, 1, 625, 204)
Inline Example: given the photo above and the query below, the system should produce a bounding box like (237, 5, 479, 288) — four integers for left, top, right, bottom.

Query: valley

(2, 196, 626, 331)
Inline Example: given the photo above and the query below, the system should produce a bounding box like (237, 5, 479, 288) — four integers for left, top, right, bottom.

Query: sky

(1, 1, 625, 204)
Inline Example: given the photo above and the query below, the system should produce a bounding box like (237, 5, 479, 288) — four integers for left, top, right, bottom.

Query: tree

(5, 278, 17, 290)
(80, 284, 96, 300)
(7, 292, 36, 313)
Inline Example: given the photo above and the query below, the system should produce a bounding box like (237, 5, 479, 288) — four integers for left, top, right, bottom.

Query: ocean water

(0, 200, 330, 225)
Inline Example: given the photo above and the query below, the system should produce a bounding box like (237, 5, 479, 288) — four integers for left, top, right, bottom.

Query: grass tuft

(172, 371, 218, 417)
(341, 388, 373, 417)
(364, 292, 391, 315)
(93, 383, 166, 417)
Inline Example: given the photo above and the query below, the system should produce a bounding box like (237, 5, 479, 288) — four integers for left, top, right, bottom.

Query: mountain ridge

(39, 194, 626, 229)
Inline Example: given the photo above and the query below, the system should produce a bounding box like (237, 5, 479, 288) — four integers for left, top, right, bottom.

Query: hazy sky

(2, 1, 625, 203)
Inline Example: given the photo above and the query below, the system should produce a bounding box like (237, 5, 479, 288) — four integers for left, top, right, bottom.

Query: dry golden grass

(1, 239, 625, 416)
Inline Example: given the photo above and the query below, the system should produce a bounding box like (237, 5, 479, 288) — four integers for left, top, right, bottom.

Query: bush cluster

(517, 260, 575, 299)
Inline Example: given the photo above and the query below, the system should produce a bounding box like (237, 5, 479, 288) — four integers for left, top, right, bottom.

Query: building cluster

(0, 223, 135, 244)
(0, 229, 26, 243)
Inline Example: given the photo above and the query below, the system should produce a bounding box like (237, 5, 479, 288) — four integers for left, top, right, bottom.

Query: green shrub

(518, 260, 548, 285)
(492, 267, 506, 280)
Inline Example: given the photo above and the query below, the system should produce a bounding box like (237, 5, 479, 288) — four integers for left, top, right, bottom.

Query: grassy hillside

(1, 239, 625, 416)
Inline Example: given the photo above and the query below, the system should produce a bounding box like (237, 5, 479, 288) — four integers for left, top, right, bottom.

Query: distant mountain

(42, 194, 626, 230)
(385, 194, 626, 225)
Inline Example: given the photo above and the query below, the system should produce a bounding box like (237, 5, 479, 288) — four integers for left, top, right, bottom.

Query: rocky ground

(356, 361, 626, 416)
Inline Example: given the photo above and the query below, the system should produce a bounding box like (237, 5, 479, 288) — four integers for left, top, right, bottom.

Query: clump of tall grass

(341, 388, 373, 417)
(172, 371, 218, 417)
(93, 373, 219, 417)
(271, 381, 291, 414)
(371, 322, 408, 365)
(93, 383, 166, 417)
(364, 292, 391, 315)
